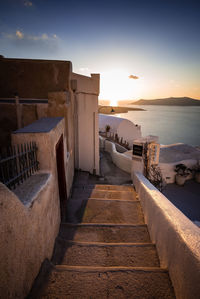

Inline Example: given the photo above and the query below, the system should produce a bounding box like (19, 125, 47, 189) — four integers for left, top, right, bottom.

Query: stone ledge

(13, 172, 51, 207)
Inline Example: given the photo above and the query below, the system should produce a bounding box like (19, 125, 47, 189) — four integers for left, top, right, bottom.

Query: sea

(115, 105, 200, 146)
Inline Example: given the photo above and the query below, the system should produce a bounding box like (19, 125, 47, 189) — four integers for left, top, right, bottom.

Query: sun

(99, 69, 141, 106)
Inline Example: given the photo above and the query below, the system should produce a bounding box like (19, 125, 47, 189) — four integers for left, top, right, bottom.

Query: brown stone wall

(0, 57, 72, 98)
(0, 103, 48, 146)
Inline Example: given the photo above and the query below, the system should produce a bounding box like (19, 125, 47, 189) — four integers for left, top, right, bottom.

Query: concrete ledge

(133, 172, 200, 299)
(13, 172, 51, 207)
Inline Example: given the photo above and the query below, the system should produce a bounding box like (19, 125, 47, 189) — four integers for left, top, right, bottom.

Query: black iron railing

(0, 142, 39, 190)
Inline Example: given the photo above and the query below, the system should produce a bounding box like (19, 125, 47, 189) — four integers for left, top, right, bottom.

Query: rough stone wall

(0, 176, 60, 299)
(0, 103, 48, 146)
(0, 57, 72, 98)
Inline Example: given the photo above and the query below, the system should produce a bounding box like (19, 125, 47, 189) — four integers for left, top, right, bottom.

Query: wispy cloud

(129, 74, 139, 80)
(3, 30, 58, 42)
(79, 67, 89, 72)
(1, 30, 60, 54)
(24, 1, 33, 7)
(16, 30, 24, 39)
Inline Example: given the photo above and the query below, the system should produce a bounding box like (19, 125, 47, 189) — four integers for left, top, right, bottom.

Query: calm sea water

(115, 105, 200, 146)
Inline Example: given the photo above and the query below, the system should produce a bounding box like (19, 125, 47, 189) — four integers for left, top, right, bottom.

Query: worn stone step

(59, 223, 151, 243)
(71, 188, 137, 201)
(73, 184, 134, 191)
(37, 266, 175, 299)
(52, 240, 159, 267)
(66, 199, 144, 224)
(95, 184, 134, 191)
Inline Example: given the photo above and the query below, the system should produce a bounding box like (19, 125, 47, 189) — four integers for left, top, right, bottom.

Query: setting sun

(99, 70, 142, 106)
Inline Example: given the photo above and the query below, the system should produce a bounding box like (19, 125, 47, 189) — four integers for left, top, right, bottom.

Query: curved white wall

(100, 137, 132, 174)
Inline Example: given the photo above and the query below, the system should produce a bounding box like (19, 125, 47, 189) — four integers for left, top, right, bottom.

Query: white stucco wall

(72, 73, 100, 175)
(100, 137, 132, 173)
(99, 114, 142, 147)
(133, 172, 200, 299)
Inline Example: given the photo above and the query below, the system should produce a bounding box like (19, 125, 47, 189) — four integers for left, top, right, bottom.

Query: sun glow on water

(99, 69, 142, 106)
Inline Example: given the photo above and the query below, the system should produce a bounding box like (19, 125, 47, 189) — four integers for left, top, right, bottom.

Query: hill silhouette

(131, 97, 200, 106)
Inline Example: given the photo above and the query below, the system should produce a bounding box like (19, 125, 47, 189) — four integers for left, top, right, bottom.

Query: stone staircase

(34, 179, 175, 298)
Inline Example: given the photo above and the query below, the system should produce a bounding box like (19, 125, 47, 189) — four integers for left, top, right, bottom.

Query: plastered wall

(0, 174, 60, 299)
(0, 57, 72, 98)
(133, 172, 200, 299)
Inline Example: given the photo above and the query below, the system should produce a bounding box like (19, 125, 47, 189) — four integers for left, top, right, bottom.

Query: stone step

(95, 184, 134, 191)
(71, 188, 137, 201)
(38, 266, 175, 299)
(52, 240, 159, 267)
(72, 184, 134, 191)
(66, 199, 144, 224)
(59, 223, 151, 243)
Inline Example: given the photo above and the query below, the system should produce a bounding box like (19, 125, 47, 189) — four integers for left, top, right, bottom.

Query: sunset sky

(0, 0, 200, 102)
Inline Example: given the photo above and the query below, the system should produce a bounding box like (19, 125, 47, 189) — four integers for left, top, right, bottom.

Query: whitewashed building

(99, 114, 142, 148)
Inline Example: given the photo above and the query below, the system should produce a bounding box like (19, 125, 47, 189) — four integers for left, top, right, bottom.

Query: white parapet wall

(100, 137, 132, 174)
(133, 171, 200, 299)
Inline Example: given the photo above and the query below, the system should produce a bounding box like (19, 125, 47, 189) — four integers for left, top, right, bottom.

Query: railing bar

(0, 141, 39, 189)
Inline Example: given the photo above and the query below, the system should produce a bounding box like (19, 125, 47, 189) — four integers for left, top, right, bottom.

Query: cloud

(1, 30, 60, 54)
(16, 30, 24, 39)
(24, 1, 33, 7)
(3, 31, 58, 42)
(79, 67, 89, 72)
(129, 74, 139, 80)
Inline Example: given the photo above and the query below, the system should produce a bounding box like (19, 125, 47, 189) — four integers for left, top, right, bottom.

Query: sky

(0, 0, 200, 103)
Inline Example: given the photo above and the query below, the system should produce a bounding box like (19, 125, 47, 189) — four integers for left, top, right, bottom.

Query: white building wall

(99, 114, 141, 148)
(77, 93, 99, 174)
(72, 73, 100, 175)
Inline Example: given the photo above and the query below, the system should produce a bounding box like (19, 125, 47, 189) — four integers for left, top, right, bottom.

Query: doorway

(56, 135, 67, 221)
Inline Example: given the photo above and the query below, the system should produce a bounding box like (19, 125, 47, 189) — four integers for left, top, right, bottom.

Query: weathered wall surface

(71, 73, 99, 95)
(47, 92, 75, 193)
(0, 117, 71, 298)
(0, 57, 72, 98)
(0, 175, 60, 299)
(11, 117, 72, 197)
(133, 172, 200, 299)
(0, 103, 48, 146)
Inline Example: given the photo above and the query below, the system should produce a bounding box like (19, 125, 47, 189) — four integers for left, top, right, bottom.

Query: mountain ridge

(131, 97, 200, 106)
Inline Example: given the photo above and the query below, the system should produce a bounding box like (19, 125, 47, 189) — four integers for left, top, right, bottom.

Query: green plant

(193, 161, 200, 172)
(174, 164, 191, 177)
(142, 142, 164, 192)
(105, 125, 111, 133)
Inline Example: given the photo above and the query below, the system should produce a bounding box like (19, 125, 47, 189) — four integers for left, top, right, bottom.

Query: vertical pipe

(93, 111, 96, 175)
(15, 95, 22, 129)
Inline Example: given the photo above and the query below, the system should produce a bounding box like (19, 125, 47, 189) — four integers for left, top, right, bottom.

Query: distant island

(131, 97, 200, 106)
(98, 105, 145, 114)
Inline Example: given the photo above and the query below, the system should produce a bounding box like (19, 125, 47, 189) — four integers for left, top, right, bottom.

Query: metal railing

(99, 132, 130, 150)
(0, 142, 39, 190)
